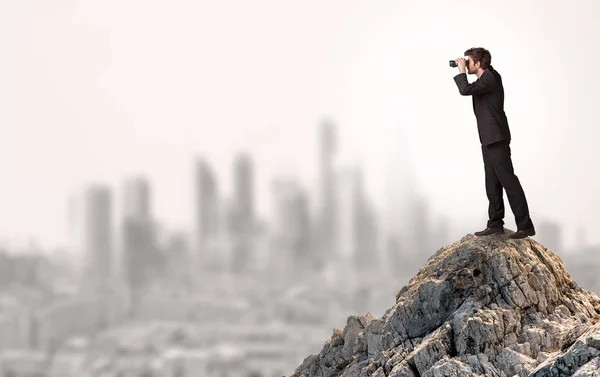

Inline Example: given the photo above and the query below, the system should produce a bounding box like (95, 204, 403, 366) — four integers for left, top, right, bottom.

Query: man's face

(466, 56, 480, 74)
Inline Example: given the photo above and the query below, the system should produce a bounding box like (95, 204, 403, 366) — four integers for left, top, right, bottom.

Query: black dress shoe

(474, 227, 504, 236)
(509, 228, 535, 239)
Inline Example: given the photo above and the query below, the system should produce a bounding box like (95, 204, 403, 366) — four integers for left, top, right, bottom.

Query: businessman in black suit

(453, 47, 535, 239)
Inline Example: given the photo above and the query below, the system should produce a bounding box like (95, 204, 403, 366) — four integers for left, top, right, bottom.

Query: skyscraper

(271, 177, 311, 274)
(537, 220, 563, 253)
(194, 157, 220, 267)
(336, 166, 379, 278)
(66, 192, 83, 272)
(230, 152, 255, 273)
(122, 176, 151, 220)
(336, 166, 360, 260)
(82, 183, 113, 287)
(317, 119, 338, 262)
(355, 196, 379, 274)
(121, 216, 157, 289)
(120, 176, 159, 289)
(233, 152, 254, 226)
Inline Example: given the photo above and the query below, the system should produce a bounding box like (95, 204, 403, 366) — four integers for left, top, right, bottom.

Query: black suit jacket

(453, 65, 511, 146)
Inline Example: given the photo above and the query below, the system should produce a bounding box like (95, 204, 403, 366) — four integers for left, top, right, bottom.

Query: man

(453, 47, 535, 239)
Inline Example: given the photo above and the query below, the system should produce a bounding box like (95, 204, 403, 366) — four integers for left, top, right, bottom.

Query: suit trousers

(481, 140, 534, 231)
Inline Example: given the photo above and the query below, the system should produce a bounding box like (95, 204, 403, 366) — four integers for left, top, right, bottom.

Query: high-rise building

(66, 193, 83, 272)
(537, 220, 563, 253)
(355, 197, 379, 273)
(233, 152, 254, 226)
(316, 119, 338, 262)
(82, 184, 113, 287)
(122, 176, 151, 220)
(194, 157, 220, 267)
(163, 231, 191, 282)
(120, 176, 159, 289)
(230, 152, 256, 273)
(271, 178, 311, 275)
(336, 166, 379, 278)
(121, 217, 158, 289)
(336, 166, 360, 260)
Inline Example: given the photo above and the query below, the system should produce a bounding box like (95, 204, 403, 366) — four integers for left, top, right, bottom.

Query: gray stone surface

(288, 231, 600, 377)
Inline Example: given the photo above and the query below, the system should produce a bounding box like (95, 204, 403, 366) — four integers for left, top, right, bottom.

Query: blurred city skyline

(0, 118, 571, 261)
(3, 0, 600, 251)
(0, 115, 587, 256)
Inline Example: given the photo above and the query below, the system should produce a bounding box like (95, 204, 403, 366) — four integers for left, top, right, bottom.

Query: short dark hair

(464, 47, 492, 70)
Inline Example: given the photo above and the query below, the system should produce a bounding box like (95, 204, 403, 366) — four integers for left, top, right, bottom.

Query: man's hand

(454, 57, 467, 73)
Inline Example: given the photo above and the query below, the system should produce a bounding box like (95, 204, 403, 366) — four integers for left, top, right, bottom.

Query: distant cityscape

(1, 118, 599, 376)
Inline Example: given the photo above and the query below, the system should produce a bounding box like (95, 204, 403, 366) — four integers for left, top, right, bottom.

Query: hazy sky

(2, 0, 599, 250)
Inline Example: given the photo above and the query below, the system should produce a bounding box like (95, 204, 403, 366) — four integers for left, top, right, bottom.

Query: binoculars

(449, 57, 469, 68)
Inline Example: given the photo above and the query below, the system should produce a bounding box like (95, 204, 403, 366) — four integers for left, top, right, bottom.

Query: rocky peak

(289, 232, 600, 377)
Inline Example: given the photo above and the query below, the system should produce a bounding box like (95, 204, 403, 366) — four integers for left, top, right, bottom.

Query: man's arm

(453, 71, 495, 95)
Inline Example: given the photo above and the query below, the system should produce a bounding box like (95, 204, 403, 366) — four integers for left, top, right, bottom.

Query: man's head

(464, 47, 491, 75)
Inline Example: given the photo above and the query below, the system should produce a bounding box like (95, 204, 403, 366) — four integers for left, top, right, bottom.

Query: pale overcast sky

(2, 0, 599, 251)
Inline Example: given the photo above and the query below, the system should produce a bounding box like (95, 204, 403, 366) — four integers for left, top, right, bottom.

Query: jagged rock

(572, 357, 600, 376)
(288, 230, 600, 377)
